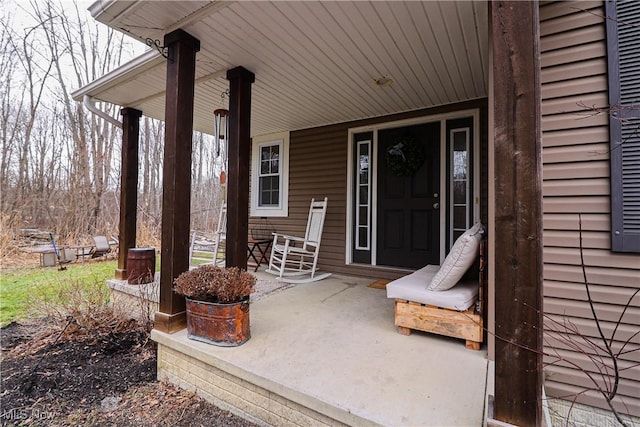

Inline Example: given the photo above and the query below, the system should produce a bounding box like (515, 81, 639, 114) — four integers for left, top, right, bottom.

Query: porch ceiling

(75, 0, 488, 137)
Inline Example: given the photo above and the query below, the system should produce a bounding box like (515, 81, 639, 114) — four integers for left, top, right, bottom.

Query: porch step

(152, 329, 376, 427)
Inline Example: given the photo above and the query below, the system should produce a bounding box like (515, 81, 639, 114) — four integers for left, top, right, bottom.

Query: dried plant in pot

(173, 265, 256, 346)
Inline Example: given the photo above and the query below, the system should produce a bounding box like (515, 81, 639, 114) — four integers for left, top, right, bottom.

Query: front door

(377, 122, 440, 268)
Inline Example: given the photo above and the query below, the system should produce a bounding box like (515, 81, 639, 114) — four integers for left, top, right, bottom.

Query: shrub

(173, 265, 256, 304)
(30, 274, 145, 340)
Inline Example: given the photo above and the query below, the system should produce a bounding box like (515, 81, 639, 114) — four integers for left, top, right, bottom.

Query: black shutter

(607, 0, 640, 253)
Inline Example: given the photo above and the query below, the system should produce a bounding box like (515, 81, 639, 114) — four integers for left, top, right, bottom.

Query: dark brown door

(377, 122, 440, 268)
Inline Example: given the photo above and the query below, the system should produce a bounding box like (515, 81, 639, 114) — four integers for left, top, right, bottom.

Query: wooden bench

(391, 240, 487, 350)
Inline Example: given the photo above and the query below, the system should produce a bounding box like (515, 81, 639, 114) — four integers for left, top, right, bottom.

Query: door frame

(345, 108, 481, 268)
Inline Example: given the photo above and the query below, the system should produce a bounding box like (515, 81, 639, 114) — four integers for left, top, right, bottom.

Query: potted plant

(173, 265, 256, 346)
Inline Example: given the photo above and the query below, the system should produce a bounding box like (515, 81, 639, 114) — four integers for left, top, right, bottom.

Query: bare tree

(1, 0, 222, 247)
(0, 8, 54, 218)
(0, 17, 18, 208)
(26, 0, 135, 236)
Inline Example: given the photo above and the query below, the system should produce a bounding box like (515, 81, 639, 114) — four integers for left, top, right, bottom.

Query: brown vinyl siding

(250, 99, 487, 280)
(541, 1, 640, 417)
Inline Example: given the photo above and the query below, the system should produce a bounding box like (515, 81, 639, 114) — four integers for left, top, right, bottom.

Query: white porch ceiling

(75, 1, 488, 137)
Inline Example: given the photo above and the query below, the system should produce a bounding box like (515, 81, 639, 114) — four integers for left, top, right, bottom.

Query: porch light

(374, 76, 393, 87)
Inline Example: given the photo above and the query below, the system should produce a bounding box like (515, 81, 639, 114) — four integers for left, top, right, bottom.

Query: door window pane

(359, 227, 368, 248)
(453, 206, 467, 229)
(359, 207, 368, 226)
(359, 167, 369, 185)
(359, 186, 368, 205)
(453, 151, 467, 179)
(454, 181, 466, 204)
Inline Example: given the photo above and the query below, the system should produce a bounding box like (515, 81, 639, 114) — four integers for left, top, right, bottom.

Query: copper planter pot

(185, 297, 250, 346)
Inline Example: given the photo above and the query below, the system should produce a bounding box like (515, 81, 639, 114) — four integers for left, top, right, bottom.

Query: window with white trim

(251, 132, 289, 217)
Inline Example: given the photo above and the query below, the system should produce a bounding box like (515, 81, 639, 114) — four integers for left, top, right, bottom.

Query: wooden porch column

(491, 1, 543, 426)
(225, 66, 255, 270)
(154, 29, 200, 333)
(115, 107, 142, 280)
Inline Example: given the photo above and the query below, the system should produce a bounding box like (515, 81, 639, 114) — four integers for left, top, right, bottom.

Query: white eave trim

(70, 49, 164, 102)
(88, 0, 141, 22)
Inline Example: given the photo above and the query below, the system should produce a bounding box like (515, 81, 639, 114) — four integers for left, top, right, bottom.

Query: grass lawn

(0, 260, 118, 327)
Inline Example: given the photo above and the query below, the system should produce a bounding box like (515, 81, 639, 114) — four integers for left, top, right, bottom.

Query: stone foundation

(107, 276, 159, 322)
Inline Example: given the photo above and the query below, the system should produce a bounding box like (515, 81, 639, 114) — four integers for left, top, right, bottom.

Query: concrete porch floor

(151, 272, 490, 426)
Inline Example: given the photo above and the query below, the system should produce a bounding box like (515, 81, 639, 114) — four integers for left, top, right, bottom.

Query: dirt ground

(0, 318, 257, 427)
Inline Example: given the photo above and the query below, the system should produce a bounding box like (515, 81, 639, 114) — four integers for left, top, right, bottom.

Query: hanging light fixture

(214, 89, 230, 184)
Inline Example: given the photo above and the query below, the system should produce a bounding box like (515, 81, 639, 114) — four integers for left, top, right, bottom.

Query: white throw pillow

(426, 222, 484, 291)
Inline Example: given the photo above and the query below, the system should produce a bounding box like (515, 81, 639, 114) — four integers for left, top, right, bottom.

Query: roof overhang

(74, 1, 489, 137)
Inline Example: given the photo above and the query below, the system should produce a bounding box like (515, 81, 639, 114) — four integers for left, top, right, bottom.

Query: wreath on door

(385, 136, 425, 176)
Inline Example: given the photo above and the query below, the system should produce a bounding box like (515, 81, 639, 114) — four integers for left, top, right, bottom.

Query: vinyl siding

(249, 99, 487, 280)
(540, 1, 640, 417)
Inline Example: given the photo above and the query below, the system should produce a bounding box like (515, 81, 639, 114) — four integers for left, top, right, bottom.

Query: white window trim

(251, 132, 289, 217)
(345, 109, 480, 266)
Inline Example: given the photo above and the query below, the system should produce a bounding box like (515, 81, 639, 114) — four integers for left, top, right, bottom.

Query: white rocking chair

(266, 197, 331, 283)
(189, 203, 226, 269)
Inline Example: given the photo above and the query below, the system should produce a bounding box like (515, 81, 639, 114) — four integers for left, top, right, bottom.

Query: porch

(150, 271, 490, 426)
(73, 0, 547, 423)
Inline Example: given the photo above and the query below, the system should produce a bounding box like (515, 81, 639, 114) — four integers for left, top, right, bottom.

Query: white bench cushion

(386, 264, 478, 311)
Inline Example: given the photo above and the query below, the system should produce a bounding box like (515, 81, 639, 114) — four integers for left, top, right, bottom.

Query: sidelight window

(356, 140, 371, 250)
(449, 127, 471, 246)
